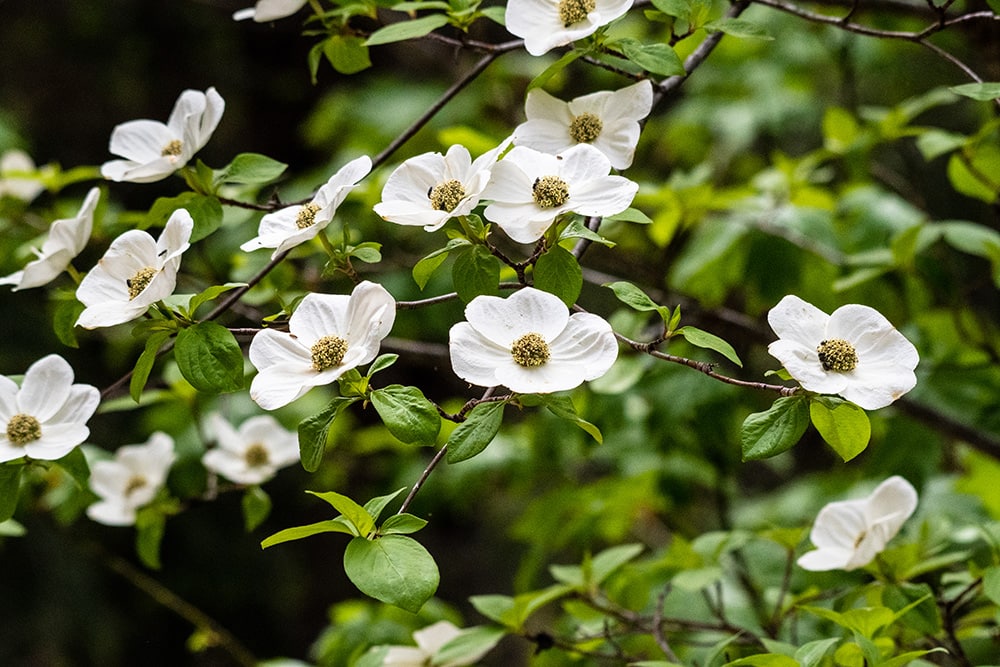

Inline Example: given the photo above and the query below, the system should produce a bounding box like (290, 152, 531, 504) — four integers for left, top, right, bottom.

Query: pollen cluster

(817, 338, 858, 372)
(127, 266, 158, 300)
(161, 139, 183, 158)
(124, 475, 148, 497)
(558, 0, 596, 26)
(244, 443, 270, 467)
(569, 112, 603, 144)
(311, 335, 349, 371)
(296, 202, 322, 229)
(511, 332, 550, 367)
(6, 413, 42, 445)
(532, 176, 570, 209)
(429, 179, 466, 212)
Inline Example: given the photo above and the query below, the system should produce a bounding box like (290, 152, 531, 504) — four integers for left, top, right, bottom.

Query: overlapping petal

(506, 0, 634, 56)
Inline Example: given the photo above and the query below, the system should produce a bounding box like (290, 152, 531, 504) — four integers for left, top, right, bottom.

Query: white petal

(413, 621, 462, 654)
(47, 384, 100, 427)
(767, 339, 848, 395)
(24, 422, 90, 460)
(18, 355, 74, 422)
(525, 88, 573, 125)
(808, 499, 867, 549)
(796, 546, 854, 571)
(513, 119, 574, 156)
(767, 295, 829, 347)
(558, 143, 614, 182)
(87, 499, 138, 526)
(207, 413, 244, 454)
(249, 0, 308, 21)
(0, 375, 19, 420)
(344, 281, 397, 345)
(548, 313, 619, 381)
(314, 155, 372, 211)
(465, 288, 569, 346)
(108, 120, 174, 164)
(449, 322, 515, 387)
(158, 209, 194, 264)
(248, 328, 311, 371)
(249, 365, 318, 410)
(289, 293, 352, 342)
(864, 476, 917, 535)
(567, 175, 638, 217)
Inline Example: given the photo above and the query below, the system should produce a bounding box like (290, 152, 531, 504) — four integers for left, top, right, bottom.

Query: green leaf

(52, 297, 84, 348)
(130, 330, 173, 403)
(186, 282, 247, 319)
(348, 241, 382, 264)
(469, 594, 515, 625)
(365, 14, 450, 46)
(452, 245, 500, 302)
(984, 565, 1000, 605)
(949, 82, 1000, 101)
(297, 396, 359, 472)
(214, 153, 288, 185)
(604, 207, 652, 224)
(308, 489, 375, 537)
(412, 248, 453, 290)
(363, 487, 407, 522)
(446, 400, 505, 463)
(878, 648, 948, 667)
(616, 38, 685, 77)
(260, 519, 357, 549)
(533, 245, 582, 307)
(380, 512, 428, 535)
(478, 5, 505, 24)
(242, 486, 271, 533)
(724, 656, 798, 667)
(915, 129, 967, 160)
(809, 397, 871, 462)
(432, 626, 506, 666)
(740, 396, 810, 461)
(55, 447, 90, 489)
(323, 34, 371, 75)
(538, 394, 602, 443)
(603, 280, 669, 319)
(371, 384, 441, 444)
(367, 353, 398, 377)
(0, 464, 23, 522)
(343, 534, 439, 612)
(527, 50, 584, 92)
(558, 218, 615, 246)
(135, 507, 166, 570)
(650, 0, 691, 20)
(794, 638, 840, 667)
(675, 326, 743, 367)
(590, 543, 644, 585)
(174, 322, 244, 394)
(145, 193, 224, 243)
(704, 17, 773, 40)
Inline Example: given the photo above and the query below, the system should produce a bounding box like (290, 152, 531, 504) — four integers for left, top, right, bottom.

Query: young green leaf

(0, 464, 23, 523)
(433, 626, 507, 666)
(297, 396, 359, 472)
(130, 330, 173, 403)
(323, 34, 372, 75)
(676, 326, 743, 367)
(214, 153, 288, 185)
(343, 534, 439, 613)
(242, 486, 271, 533)
(447, 401, 505, 463)
(186, 282, 248, 319)
(538, 394, 603, 443)
(616, 38, 685, 77)
(371, 385, 442, 445)
(307, 489, 375, 537)
(363, 487, 407, 522)
(741, 396, 809, 461)
(174, 322, 244, 394)
(949, 82, 1000, 101)
(809, 397, 871, 462)
(261, 519, 358, 548)
(703, 17, 774, 40)
(135, 507, 166, 570)
(380, 512, 428, 536)
(365, 14, 450, 46)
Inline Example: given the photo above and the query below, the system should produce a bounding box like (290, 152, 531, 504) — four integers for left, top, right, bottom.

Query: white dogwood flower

(0, 187, 99, 291)
(233, 0, 308, 21)
(382, 621, 490, 667)
(0, 355, 100, 463)
(101, 87, 225, 183)
(241, 155, 372, 258)
(249, 281, 396, 410)
(0, 149, 45, 201)
(505, 0, 634, 56)
(481, 144, 637, 243)
(202, 413, 299, 485)
(798, 476, 918, 571)
(767, 295, 919, 410)
(513, 80, 653, 169)
(86, 432, 176, 527)
(75, 209, 193, 329)
(449, 287, 618, 394)
(374, 142, 508, 232)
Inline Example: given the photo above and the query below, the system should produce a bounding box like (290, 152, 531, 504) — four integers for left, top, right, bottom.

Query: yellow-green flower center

(311, 335, 349, 371)
(244, 443, 270, 468)
(6, 413, 41, 445)
(569, 112, 603, 144)
(817, 338, 858, 372)
(296, 202, 322, 229)
(511, 332, 550, 367)
(124, 475, 148, 497)
(127, 266, 158, 300)
(532, 176, 570, 209)
(161, 139, 183, 158)
(428, 179, 466, 212)
(558, 0, 595, 26)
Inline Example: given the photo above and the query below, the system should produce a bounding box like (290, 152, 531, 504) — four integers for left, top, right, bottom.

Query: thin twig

(652, 586, 682, 663)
